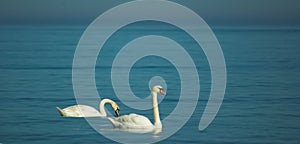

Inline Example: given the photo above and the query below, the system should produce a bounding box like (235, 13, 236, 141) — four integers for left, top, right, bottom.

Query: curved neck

(152, 91, 161, 128)
(99, 99, 113, 117)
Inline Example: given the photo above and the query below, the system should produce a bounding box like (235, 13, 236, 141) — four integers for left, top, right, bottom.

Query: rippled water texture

(0, 24, 299, 143)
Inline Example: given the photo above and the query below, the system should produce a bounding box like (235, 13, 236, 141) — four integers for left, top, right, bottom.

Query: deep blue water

(0, 24, 299, 144)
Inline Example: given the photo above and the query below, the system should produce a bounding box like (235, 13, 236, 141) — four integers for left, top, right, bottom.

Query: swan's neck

(152, 91, 162, 128)
(99, 99, 113, 117)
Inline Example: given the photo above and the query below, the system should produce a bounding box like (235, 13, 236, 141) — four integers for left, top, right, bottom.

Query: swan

(107, 85, 166, 131)
(56, 99, 120, 117)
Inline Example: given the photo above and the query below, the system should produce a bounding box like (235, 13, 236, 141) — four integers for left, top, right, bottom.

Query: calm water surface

(0, 24, 299, 143)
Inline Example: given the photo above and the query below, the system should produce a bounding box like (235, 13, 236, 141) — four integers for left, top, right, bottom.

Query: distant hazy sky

(0, 0, 299, 25)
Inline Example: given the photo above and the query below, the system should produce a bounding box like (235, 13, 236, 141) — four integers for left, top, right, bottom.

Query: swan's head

(152, 85, 167, 96)
(111, 102, 120, 117)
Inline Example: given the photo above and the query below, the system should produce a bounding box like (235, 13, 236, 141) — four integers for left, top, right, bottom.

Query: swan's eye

(159, 88, 164, 92)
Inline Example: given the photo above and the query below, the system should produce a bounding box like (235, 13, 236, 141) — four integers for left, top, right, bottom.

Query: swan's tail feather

(56, 107, 65, 116)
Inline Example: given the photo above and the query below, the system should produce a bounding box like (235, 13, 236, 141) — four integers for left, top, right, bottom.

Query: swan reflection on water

(95, 122, 163, 142)
(113, 126, 162, 135)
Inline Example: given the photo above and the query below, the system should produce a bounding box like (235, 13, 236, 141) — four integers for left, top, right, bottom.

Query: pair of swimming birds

(57, 85, 166, 130)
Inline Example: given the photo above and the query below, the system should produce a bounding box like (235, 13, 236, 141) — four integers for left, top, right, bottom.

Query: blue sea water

(0, 23, 299, 144)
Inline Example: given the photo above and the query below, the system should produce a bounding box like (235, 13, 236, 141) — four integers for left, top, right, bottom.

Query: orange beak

(160, 89, 166, 96)
(114, 108, 120, 117)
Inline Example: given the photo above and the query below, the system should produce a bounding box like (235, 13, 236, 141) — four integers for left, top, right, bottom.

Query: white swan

(56, 99, 120, 117)
(107, 85, 166, 131)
